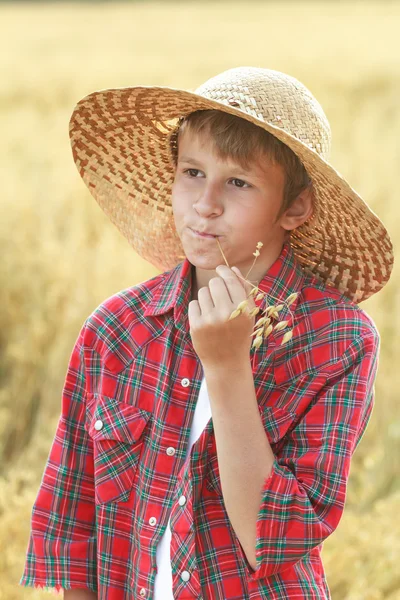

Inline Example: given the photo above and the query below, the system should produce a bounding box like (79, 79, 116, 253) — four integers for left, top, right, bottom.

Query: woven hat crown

(194, 67, 331, 161)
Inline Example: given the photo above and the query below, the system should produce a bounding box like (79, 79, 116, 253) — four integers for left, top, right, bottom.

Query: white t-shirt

(154, 376, 211, 599)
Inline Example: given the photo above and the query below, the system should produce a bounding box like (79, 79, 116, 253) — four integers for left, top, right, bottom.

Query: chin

(185, 252, 222, 271)
(183, 232, 229, 269)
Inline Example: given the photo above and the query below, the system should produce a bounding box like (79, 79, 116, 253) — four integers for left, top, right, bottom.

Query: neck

(190, 272, 199, 302)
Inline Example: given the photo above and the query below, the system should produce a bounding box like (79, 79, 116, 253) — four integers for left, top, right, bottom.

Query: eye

(183, 168, 203, 178)
(229, 178, 251, 188)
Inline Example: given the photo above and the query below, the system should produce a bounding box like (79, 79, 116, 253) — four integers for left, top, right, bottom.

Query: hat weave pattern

(69, 67, 393, 303)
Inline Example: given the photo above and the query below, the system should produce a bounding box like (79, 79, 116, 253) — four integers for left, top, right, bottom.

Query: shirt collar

(144, 240, 306, 337)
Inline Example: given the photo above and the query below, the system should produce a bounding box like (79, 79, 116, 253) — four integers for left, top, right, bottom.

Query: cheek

(232, 204, 276, 237)
(233, 199, 268, 221)
(171, 181, 182, 209)
(172, 177, 187, 202)
(172, 179, 196, 211)
(250, 196, 278, 220)
(171, 190, 189, 227)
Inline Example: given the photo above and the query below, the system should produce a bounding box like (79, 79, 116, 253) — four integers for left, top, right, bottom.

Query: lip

(190, 228, 219, 239)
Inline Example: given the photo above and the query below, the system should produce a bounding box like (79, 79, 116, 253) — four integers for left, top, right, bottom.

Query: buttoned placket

(141, 376, 200, 598)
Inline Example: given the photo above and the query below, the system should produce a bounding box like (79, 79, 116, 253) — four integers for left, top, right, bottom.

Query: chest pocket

(85, 394, 152, 504)
(206, 406, 296, 495)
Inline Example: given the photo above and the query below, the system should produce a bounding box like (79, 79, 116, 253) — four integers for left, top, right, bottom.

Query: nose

(193, 181, 224, 218)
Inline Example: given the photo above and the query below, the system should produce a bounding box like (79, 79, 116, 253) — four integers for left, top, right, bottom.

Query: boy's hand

(188, 265, 256, 370)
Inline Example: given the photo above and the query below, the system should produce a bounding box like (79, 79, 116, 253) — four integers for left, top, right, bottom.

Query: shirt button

(94, 419, 103, 431)
(178, 495, 186, 506)
(139, 588, 146, 597)
(149, 517, 157, 526)
(181, 378, 190, 387)
(181, 570, 190, 582)
(166, 447, 176, 456)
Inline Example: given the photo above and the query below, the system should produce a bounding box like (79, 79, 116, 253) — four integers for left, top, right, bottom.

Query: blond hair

(170, 110, 313, 235)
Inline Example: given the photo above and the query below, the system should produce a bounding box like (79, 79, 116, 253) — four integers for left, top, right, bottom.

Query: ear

(279, 186, 314, 233)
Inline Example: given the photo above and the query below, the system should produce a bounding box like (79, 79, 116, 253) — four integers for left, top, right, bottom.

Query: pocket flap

(86, 394, 152, 445)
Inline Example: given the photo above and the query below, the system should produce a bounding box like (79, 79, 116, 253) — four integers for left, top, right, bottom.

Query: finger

(230, 266, 256, 310)
(197, 285, 215, 314)
(214, 266, 246, 307)
(230, 266, 246, 290)
(208, 275, 235, 306)
(188, 299, 201, 326)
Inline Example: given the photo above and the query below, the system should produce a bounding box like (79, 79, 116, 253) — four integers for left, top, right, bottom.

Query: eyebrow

(178, 156, 201, 165)
(178, 156, 252, 177)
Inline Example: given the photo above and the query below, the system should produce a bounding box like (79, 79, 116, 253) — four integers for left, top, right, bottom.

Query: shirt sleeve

(19, 320, 97, 593)
(249, 329, 380, 580)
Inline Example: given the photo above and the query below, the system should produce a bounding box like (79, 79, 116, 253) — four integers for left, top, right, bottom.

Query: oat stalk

(215, 237, 299, 367)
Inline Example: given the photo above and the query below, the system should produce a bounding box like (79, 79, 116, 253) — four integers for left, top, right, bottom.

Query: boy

(21, 67, 393, 599)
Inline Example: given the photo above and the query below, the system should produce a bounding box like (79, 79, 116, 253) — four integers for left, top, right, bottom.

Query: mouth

(190, 228, 219, 239)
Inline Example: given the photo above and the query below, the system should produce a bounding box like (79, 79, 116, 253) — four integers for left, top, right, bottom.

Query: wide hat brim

(69, 83, 394, 304)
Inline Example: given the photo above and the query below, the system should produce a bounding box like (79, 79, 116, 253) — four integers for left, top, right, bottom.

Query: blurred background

(1, 1, 399, 598)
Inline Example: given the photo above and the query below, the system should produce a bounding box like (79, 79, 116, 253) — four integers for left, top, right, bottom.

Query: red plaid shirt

(21, 240, 380, 599)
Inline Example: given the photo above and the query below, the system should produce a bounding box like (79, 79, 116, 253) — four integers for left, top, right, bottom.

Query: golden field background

(1, 1, 399, 598)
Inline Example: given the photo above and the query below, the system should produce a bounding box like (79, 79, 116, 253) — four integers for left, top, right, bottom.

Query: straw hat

(69, 66, 393, 303)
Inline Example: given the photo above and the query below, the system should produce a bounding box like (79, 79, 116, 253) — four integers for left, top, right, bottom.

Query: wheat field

(1, 1, 399, 598)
